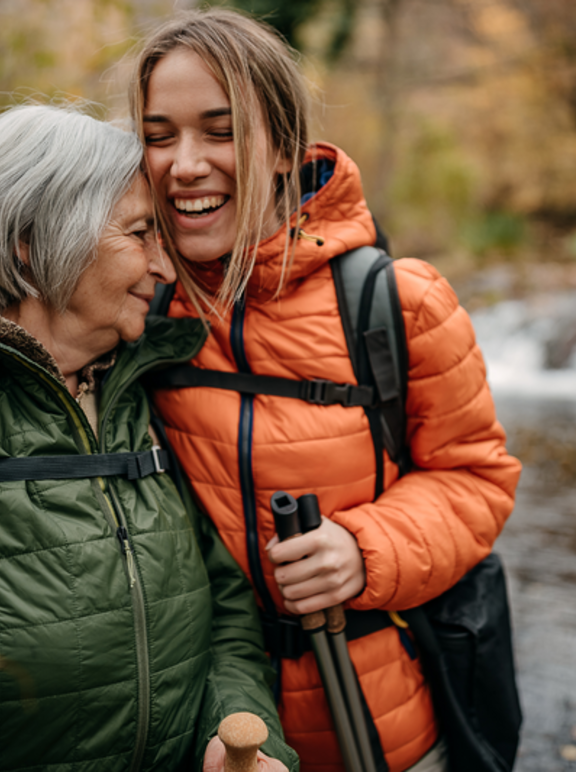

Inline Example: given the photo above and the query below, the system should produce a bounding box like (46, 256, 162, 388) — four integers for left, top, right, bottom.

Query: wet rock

(495, 398, 576, 770)
(560, 745, 576, 762)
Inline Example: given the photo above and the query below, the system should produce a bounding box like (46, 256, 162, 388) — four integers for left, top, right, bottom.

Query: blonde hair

(130, 7, 310, 309)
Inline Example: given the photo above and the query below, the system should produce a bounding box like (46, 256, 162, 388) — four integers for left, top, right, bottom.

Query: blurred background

(1, 0, 576, 768)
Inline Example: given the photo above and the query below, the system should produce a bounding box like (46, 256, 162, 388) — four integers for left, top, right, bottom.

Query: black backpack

(148, 247, 522, 772)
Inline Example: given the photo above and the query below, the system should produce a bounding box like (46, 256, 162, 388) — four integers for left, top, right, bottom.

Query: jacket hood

(180, 142, 376, 303)
(0, 315, 64, 384)
(0, 315, 203, 395)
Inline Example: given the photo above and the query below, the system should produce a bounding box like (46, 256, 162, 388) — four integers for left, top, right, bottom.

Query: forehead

(145, 48, 230, 113)
(111, 174, 153, 225)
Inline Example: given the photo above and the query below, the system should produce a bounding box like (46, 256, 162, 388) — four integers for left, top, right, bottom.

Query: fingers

(202, 736, 226, 771)
(203, 739, 289, 772)
(267, 515, 366, 612)
(258, 753, 289, 771)
(282, 575, 364, 615)
(273, 552, 322, 587)
(267, 528, 322, 565)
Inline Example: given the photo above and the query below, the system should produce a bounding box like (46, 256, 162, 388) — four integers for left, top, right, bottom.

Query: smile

(173, 195, 227, 217)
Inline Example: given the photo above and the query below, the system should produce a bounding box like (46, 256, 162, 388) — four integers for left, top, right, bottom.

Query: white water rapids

(471, 291, 576, 400)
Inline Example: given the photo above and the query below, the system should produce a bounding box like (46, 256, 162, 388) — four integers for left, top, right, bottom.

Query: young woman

(131, 10, 522, 772)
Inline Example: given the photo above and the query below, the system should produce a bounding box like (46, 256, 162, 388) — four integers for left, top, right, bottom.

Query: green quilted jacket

(0, 314, 298, 772)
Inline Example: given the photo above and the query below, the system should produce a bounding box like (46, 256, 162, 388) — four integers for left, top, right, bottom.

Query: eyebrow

(143, 107, 232, 123)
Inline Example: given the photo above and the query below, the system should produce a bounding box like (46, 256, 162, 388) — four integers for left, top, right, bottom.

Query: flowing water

(470, 295, 576, 770)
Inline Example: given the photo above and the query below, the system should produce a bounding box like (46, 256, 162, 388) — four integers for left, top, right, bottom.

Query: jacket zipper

(1, 344, 201, 772)
(8, 356, 148, 770)
(230, 300, 277, 617)
(98, 355, 204, 772)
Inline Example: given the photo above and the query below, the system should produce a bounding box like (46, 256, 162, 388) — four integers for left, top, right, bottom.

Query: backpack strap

(147, 365, 375, 407)
(331, 246, 410, 499)
(0, 447, 170, 483)
(148, 247, 411, 499)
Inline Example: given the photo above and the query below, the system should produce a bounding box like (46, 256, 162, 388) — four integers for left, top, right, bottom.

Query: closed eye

(144, 134, 172, 145)
(209, 129, 233, 140)
(132, 229, 152, 242)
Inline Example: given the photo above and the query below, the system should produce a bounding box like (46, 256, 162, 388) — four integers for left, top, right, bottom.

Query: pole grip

(296, 493, 322, 533)
(270, 491, 300, 541)
(298, 494, 348, 635)
(218, 712, 268, 772)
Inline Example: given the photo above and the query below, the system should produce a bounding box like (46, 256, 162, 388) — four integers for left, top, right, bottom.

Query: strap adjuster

(151, 445, 166, 474)
(307, 379, 355, 406)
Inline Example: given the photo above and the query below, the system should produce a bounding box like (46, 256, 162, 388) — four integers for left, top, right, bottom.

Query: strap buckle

(260, 612, 311, 659)
(151, 445, 166, 474)
(307, 379, 354, 406)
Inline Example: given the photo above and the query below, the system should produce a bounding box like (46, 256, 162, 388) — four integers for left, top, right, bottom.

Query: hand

(203, 736, 289, 771)
(266, 516, 366, 615)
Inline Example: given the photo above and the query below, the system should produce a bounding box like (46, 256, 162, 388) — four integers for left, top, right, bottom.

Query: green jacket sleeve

(185, 485, 299, 772)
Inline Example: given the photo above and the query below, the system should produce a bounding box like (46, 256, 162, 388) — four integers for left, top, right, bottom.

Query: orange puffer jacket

(155, 143, 521, 772)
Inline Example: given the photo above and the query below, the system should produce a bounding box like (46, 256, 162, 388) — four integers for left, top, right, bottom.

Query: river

(471, 293, 576, 770)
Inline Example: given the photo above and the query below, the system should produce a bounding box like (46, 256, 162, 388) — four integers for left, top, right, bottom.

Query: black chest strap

(146, 365, 376, 408)
(0, 446, 170, 483)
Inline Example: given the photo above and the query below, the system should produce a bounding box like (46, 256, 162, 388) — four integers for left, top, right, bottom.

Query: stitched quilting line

(408, 340, 479, 388)
(167, 422, 373, 451)
(409, 273, 458, 332)
(407, 374, 486, 424)
(0, 648, 210, 708)
(0, 416, 71, 446)
(409, 304, 460, 347)
(0, 724, 198, 772)
(144, 482, 200, 737)
(0, 584, 211, 634)
(0, 520, 207, 561)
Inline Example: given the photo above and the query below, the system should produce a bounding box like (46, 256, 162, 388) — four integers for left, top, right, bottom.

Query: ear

(17, 241, 30, 266)
(274, 155, 292, 175)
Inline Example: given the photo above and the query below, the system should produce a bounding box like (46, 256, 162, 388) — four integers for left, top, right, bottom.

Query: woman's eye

(209, 128, 233, 140)
(144, 134, 172, 145)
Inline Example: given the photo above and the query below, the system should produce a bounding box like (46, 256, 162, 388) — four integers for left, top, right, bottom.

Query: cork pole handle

(218, 712, 268, 772)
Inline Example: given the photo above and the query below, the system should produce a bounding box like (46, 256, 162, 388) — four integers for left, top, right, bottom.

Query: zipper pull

(116, 525, 136, 588)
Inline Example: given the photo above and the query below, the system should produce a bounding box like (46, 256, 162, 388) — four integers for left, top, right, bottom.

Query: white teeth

(174, 195, 226, 214)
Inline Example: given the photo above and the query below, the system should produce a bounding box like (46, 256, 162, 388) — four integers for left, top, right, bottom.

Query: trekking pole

(218, 712, 268, 772)
(297, 494, 378, 772)
(270, 491, 364, 772)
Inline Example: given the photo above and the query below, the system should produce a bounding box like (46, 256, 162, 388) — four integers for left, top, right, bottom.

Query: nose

(171, 133, 211, 182)
(146, 236, 177, 285)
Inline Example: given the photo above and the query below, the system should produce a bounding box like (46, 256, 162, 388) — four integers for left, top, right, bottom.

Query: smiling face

(143, 47, 285, 264)
(66, 174, 176, 349)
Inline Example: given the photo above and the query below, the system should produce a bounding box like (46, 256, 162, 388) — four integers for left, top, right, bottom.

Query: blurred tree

(510, 0, 576, 127)
(225, 0, 356, 59)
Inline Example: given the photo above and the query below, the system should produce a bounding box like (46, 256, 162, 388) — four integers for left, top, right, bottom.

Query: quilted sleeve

(187, 487, 299, 771)
(332, 258, 522, 611)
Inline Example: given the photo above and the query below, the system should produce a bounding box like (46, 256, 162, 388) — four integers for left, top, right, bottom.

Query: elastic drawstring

(290, 214, 325, 246)
(388, 611, 409, 629)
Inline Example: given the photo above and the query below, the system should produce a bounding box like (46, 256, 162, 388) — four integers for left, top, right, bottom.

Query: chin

(119, 320, 146, 343)
(177, 237, 234, 264)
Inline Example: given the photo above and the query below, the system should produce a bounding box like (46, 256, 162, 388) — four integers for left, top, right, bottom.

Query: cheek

(225, 149, 237, 182)
(145, 149, 169, 189)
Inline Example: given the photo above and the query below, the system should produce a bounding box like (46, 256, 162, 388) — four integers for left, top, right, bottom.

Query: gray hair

(0, 104, 143, 312)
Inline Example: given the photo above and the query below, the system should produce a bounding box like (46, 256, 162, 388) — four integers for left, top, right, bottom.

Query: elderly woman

(0, 105, 297, 772)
